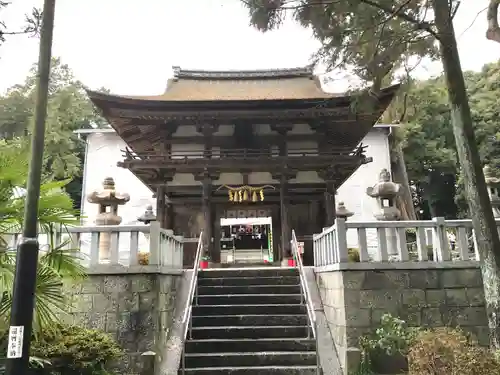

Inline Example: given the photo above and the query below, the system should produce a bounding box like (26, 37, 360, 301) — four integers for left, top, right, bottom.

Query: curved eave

(85, 84, 400, 112)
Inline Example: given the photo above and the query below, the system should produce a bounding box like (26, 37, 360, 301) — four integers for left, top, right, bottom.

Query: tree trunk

(390, 133, 417, 220)
(433, 0, 500, 349)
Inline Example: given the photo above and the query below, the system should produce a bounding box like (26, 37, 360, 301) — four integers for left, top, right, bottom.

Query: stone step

(179, 365, 318, 375)
(185, 351, 317, 368)
(191, 314, 308, 327)
(197, 284, 301, 295)
(185, 338, 316, 354)
(190, 326, 309, 340)
(197, 276, 300, 287)
(199, 268, 299, 279)
(192, 304, 307, 316)
(197, 294, 302, 306)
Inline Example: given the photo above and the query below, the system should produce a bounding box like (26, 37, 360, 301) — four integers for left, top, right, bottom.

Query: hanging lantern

(243, 189, 249, 201)
(228, 190, 234, 202)
(259, 189, 264, 201)
(252, 191, 258, 202)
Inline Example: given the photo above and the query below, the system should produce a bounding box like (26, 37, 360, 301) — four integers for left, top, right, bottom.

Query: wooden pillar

(280, 174, 290, 260)
(200, 124, 217, 260)
(212, 204, 221, 263)
(201, 173, 212, 258)
(156, 186, 167, 229)
(164, 203, 174, 230)
(324, 181, 336, 228)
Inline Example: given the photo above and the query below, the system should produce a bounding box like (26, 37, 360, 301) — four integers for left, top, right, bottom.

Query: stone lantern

(336, 201, 354, 221)
(87, 177, 130, 263)
(138, 205, 157, 225)
(484, 165, 500, 218)
(366, 169, 402, 260)
(366, 168, 401, 221)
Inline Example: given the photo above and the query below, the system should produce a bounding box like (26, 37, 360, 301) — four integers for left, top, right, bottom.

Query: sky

(0, 0, 498, 95)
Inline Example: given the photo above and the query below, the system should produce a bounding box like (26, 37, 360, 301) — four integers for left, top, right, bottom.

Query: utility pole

(432, 0, 500, 348)
(5, 1, 56, 374)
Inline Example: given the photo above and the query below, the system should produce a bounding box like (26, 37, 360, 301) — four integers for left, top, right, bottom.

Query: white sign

(7, 325, 24, 359)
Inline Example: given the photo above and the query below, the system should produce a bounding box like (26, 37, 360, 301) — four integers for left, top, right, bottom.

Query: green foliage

(242, 0, 448, 87)
(29, 325, 123, 375)
(357, 313, 418, 374)
(0, 139, 85, 335)
(408, 327, 500, 375)
(0, 57, 108, 205)
(383, 60, 500, 219)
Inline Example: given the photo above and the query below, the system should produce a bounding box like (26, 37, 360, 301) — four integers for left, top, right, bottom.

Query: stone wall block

(344, 308, 371, 327)
(139, 291, 157, 311)
(319, 273, 343, 290)
(445, 289, 469, 306)
(73, 312, 106, 330)
(105, 312, 118, 332)
(324, 288, 344, 308)
(131, 275, 155, 292)
(345, 327, 372, 347)
(358, 290, 402, 309)
(92, 293, 118, 313)
(72, 293, 93, 312)
(402, 289, 426, 307)
(466, 287, 486, 306)
(330, 325, 347, 347)
(454, 307, 488, 327)
(397, 307, 422, 326)
(362, 271, 409, 290)
(342, 271, 365, 289)
(118, 292, 140, 312)
(440, 306, 487, 327)
(440, 268, 482, 288)
(409, 270, 439, 289)
(159, 275, 174, 292)
(421, 307, 443, 326)
(425, 289, 446, 306)
(474, 326, 492, 346)
(104, 275, 131, 293)
(81, 276, 105, 294)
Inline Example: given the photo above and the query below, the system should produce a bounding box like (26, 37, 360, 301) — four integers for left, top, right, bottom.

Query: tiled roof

(124, 66, 336, 101)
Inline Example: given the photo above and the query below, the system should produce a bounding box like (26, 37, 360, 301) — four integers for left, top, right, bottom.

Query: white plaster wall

(81, 133, 155, 263)
(336, 129, 392, 254)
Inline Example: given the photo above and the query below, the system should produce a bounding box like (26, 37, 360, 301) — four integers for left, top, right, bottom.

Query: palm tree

(0, 138, 86, 336)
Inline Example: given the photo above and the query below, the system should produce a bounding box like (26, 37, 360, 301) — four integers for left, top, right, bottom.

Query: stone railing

(312, 217, 486, 267)
(6, 222, 186, 268)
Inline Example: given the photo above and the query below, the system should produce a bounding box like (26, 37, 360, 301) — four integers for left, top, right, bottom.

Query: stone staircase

(180, 267, 319, 374)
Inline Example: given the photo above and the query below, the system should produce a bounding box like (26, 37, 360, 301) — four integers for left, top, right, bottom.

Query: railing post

(432, 217, 450, 261)
(175, 236, 184, 269)
(335, 218, 348, 262)
(149, 222, 160, 265)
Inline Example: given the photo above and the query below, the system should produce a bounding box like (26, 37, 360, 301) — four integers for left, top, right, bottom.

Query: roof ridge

(171, 65, 315, 80)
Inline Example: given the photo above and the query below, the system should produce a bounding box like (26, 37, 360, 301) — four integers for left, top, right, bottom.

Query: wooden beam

(119, 155, 363, 172)
(167, 194, 324, 204)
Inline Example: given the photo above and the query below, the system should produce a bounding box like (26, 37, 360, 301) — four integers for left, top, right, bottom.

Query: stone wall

(316, 262, 488, 374)
(66, 265, 183, 375)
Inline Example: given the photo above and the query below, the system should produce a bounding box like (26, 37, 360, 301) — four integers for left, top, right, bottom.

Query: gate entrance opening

(220, 217, 274, 265)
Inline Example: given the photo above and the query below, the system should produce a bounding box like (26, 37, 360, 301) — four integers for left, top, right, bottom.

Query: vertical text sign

(7, 326, 24, 359)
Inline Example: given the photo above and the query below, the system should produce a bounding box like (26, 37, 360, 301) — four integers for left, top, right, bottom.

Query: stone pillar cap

(336, 201, 354, 218)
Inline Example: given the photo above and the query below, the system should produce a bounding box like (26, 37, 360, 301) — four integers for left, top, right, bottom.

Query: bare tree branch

(359, 0, 441, 40)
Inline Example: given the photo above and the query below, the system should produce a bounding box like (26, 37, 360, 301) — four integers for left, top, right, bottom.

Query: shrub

(358, 314, 418, 374)
(30, 324, 123, 375)
(408, 327, 500, 375)
(348, 248, 360, 262)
